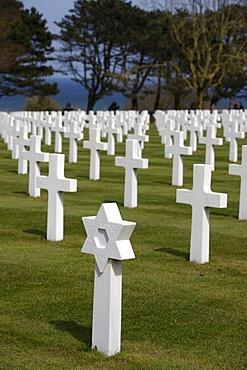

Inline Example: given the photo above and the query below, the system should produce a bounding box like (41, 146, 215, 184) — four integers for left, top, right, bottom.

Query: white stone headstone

(6, 115, 14, 151)
(14, 125, 30, 174)
(116, 111, 128, 137)
(115, 139, 148, 208)
(21, 135, 49, 197)
(51, 112, 66, 153)
(43, 112, 54, 146)
(64, 119, 83, 163)
(199, 125, 223, 171)
(11, 119, 20, 159)
(83, 126, 108, 180)
(224, 121, 244, 162)
(82, 202, 136, 357)
(128, 121, 149, 150)
(36, 153, 77, 241)
(185, 116, 202, 152)
(165, 130, 192, 186)
(176, 164, 227, 263)
(102, 116, 121, 155)
(159, 119, 175, 159)
(229, 145, 247, 220)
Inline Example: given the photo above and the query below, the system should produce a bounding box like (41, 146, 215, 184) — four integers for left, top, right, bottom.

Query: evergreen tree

(56, 0, 140, 111)
(0, 0, 58, 98)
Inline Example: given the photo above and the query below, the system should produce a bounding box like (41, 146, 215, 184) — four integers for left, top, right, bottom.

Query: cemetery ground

(0, 122, 246, 370)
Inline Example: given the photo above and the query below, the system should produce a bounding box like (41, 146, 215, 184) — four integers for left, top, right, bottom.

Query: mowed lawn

(0, 120, 246, 370)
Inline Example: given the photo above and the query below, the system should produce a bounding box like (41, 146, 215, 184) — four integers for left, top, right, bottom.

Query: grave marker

(159, 119, 175, 159)
(64, 119, 83, 163)
(224, 121, 244, 162)
(199, 125, 223, 171)
(37, 153, 77, 241)
(21, 135, 49, 197)
(51, 112, 66, 153)
(14, 125, 30, 174)
(83, 126, 108, 180)
(11, 119, 20, 159)
(165, 130, 192, 186)
(128, 121, 149, 150)
(43, 113, 54, 146)
(229, 145, 247, 220)
(115, 139, 148, 208)
(82, 203, 135, 356)
(176, 164, 227, 263)
(185, 116, 202, 152)
(102, 116, 121, 155)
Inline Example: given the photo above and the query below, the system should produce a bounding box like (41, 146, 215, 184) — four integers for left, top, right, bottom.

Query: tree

(146, 9, 191, 110)
(168, 0, 247, 109)
(56, 0, 135, 112)
(0, 0, 23, 76)
(24, 95, 61, 111)
(0, 0, 58, 98)
(208, 3, 247, 108)
(115, 7, 159, 110)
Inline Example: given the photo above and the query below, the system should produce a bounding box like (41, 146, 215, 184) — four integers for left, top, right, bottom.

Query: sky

(21, 0, 146, 33)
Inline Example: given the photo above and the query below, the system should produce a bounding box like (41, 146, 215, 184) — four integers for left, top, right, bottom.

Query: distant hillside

(0, 76, 245, 112)
(0, 77, 127, 112)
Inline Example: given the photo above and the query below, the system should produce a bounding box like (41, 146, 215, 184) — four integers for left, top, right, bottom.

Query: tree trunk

(131, 96, 138, 111)
(174, 94, 181, 110)
(210, 96, 220, 111)
(87, 93, 96, 112)
(229, 96, 234, 110)
(153, 75, 161, 112)
(195, 90, 204, 109)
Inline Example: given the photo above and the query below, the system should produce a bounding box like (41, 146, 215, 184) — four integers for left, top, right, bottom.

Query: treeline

(0, 0, 246, 111)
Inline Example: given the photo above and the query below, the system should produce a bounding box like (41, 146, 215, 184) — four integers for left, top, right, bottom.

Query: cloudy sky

(21, 0, 146, 33)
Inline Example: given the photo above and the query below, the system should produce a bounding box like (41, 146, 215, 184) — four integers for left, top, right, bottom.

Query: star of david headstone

(82, 203, 135, 273)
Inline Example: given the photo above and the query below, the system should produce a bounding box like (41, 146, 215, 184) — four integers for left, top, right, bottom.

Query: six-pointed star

(82, 203, 136, 273)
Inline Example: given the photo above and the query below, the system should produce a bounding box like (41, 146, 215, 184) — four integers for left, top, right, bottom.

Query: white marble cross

(6, 115, 14, 151)
(229, 145, 247, 220)
(102, 116, 121, 155)
(176, 164, 227, 263)
(185, 116, 202, 152)
(165, 130, 192, 186)
(82, 202, 136, 356)
(0, 112, 9, 142)
(43, 113, 54, 146)
(37, 153, 77, 241)
(224, 121, 244, 162)
(116, 111, 128, 138)
(159, 119, 175, 159)
(14, 125, 30, 174)
(64, 119, 83, 163)
(128, 121, 149, 150)
(51, 112, 66, 153)
(83, 126, 108, 180)
(199, 125, 223, 171)
(115, 139, 148, 208)
(11, 119, 20, 159)
(30, 112, 38, 136)
(85, 111, 97, 128)
(153, 110, 167, 134)
(21, 135, 49, 197)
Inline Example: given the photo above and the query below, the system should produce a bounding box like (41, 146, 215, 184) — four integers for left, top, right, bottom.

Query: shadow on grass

(103, 200, 124, 207)
(23, 229, 46, 239)
(154, 247, 189, 260)
(211, 211, 237, 219)
(153, 180, 173, 186)
(49, 320, 91, 346)
(13, 191, 29, 195)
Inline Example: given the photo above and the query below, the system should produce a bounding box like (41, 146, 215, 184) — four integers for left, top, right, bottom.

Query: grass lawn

(0, 120, 246, 369)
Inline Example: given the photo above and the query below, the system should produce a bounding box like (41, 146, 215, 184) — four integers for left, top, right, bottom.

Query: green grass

(0, 122, 246, 369)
